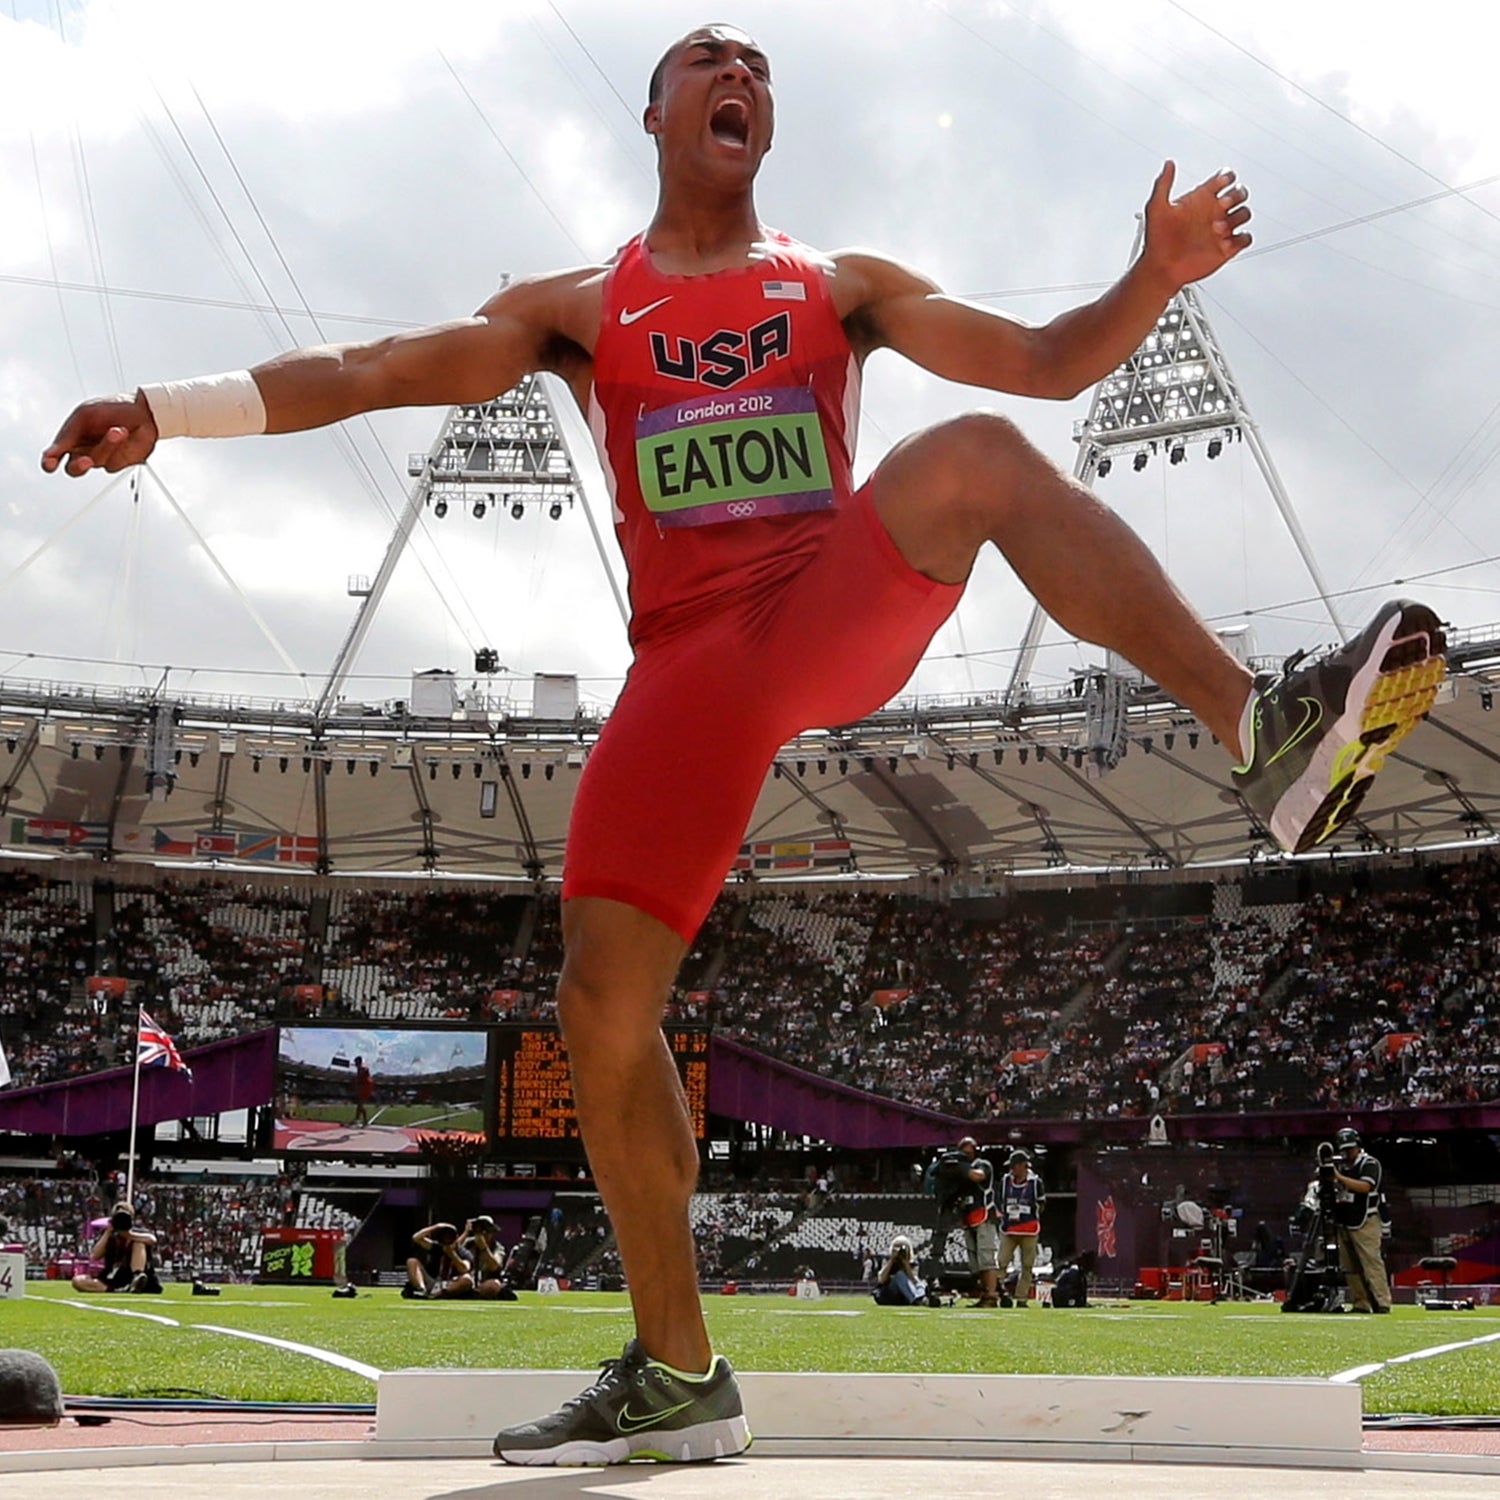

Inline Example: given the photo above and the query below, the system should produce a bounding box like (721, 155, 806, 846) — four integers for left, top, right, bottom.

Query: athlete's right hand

(41, 392, 158, 477)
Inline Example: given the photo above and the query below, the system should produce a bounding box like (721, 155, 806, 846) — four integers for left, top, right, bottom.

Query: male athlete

(43, 22, 1446, 1465)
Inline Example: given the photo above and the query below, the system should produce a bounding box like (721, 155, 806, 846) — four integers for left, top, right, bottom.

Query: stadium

(3, 2, 1499, 1497)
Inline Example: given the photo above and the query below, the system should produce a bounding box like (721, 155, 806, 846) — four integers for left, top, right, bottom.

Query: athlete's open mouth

(709, 97, 750, 147)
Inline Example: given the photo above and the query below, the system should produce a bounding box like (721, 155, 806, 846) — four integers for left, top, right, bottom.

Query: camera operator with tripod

(925, 1136, 1001, 1307)
(1327, 1127, 1392, 1314)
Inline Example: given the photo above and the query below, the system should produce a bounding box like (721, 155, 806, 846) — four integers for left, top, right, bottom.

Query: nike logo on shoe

(617, 1398, 693, 1433)
(619, 297, 673, 325)
(1265, 696, 1324, 767)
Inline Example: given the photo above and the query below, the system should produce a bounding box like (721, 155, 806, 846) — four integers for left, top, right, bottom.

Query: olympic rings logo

(726, 500, 759, 518)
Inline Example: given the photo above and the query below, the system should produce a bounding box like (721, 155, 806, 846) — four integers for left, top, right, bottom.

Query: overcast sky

(2, 0, 1497, 720)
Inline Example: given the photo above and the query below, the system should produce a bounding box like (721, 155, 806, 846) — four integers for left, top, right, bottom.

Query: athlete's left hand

(1142, 162, 1252, 288)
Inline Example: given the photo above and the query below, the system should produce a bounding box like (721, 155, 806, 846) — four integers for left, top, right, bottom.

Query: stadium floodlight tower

(1003, 244, 1347, 719)
(315, 370, 618, 721)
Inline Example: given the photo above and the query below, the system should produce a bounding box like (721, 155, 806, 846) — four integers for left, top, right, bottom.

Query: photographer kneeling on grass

(872, 1235, 927, 1306)
(72, 1203, 161, 1294)
(404, 1221, 475, 1300)
(462, 1215, 518, 1301)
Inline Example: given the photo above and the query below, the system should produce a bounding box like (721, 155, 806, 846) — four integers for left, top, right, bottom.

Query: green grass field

(8, 1282, 1499, 1417)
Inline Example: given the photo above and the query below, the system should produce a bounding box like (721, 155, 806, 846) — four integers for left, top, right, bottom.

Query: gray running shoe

(492, 1337, 751, 1466)
(1233, 599, 1446, 854)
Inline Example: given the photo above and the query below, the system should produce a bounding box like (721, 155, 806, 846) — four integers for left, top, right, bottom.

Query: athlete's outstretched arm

(40, 271, 594, 478)
(841, 163, 1250, 400)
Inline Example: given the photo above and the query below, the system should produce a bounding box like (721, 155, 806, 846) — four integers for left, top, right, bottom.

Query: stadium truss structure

(4, 627, 1499, 886)
(5, 301, 1500, 888)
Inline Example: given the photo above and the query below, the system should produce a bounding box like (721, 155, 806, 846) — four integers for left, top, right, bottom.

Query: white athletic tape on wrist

(139, 371, 267, 439)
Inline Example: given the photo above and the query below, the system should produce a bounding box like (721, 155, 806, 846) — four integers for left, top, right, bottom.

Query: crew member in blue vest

(997, 1149, 1045, 1305)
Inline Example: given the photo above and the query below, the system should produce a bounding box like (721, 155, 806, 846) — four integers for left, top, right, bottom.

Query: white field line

(57, 1297, 380, 1381)
(192, 1322, 381, 1381)
(1330, 1327, 1500, 1384)
(58, 1297, 179, 1327)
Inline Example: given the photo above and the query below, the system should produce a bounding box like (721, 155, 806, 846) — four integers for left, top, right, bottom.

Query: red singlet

(562, 230, 962, 941)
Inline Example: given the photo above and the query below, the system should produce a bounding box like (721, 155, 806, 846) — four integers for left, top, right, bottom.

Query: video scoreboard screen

(495, 1026, 709, 1142)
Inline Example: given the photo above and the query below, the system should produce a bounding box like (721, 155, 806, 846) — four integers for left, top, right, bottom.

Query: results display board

(270, 1023, 709, 1155)
(495, 1027, 708, 1142)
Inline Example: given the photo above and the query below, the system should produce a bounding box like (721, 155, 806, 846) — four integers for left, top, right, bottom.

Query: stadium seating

(3, 856, 1498, 1119)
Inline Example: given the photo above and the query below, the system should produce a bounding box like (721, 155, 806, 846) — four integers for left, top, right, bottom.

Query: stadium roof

(3, 622, 1498, 885)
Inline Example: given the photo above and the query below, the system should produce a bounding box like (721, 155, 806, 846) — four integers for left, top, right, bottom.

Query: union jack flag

(137, 1009, 191, 1076)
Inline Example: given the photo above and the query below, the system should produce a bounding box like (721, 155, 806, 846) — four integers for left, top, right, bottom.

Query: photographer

(1327, 1128, 1392, 1314)
(928, 1136, 1000, 1307)
(997, 1149, 1046, 1306)
(403, 1221, 475, 1299)
(461, 1215, 517, 1301)
(71, 1203, 161, 1294)
(872, 1234, 927, 1306)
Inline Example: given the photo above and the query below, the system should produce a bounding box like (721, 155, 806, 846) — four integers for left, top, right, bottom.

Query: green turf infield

(9, 1283, 1497, 1416)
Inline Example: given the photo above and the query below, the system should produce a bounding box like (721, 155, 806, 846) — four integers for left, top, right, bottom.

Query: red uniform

(562, 231, 962, 941)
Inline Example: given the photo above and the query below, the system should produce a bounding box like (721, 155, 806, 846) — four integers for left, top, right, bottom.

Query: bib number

(635, 385, 834, 528)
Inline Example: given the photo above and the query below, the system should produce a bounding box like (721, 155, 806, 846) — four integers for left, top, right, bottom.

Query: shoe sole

(496, 1414, 752, 1466)
(1273, 602, 1446, 854)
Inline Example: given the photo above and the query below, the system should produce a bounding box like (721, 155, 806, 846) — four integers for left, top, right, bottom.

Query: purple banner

(708, 1034, 966, 1148)
(0, 1029, 277, 1137)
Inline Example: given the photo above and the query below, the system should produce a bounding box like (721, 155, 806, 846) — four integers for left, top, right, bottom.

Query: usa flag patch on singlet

(762, 280, 806, 301)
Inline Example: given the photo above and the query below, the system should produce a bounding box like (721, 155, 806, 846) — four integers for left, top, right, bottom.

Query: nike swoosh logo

(617, 1398, 694, 1433)
(1265, 696, 1323, 767)
(619, 296, 673, 326)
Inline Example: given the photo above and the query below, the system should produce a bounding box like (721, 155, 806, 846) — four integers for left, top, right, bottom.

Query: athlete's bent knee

(556, 970, 667, 1046)
(945, 409, 1044, 480)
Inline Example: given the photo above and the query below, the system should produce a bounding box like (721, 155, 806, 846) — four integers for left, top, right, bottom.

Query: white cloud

(2, 0, 1498, 712)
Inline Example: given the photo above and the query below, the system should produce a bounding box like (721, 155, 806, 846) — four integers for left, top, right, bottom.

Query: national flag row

(732, 838, 851, 873)
(6, 818, 317, 863)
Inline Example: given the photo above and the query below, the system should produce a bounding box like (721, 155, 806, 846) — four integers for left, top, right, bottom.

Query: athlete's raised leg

(870, 409, 1447, 852)
(872, 410, 1253, 755)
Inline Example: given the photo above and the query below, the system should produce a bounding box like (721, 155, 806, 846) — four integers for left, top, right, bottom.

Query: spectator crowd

(3, 856, 1499, 1119)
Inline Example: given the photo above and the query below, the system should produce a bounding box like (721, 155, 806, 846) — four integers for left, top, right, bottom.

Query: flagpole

(125, 1009, 144, 1204)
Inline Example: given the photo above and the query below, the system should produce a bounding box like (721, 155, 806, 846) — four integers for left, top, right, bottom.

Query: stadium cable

(51, 1, 125, 389)
(135, 85, 487, 663)
(920, 548, 1500, 668)
(717, 6, 1500, 647)
(5, 539, 1495, 687)
(546, 1, 640, 125)
(13, 0, 85, 396)
(529, 8, 653, 181)
(0, 642, 625, 690)
(1166, 0, 1500, 234)
(437, 47, 592, 261)
(530, 1, 1500, 305)
(1200, 288, 1497, 575)
(0, 471, 132, 595)
(144, 463, 310, 688)
(963, 0, 1500, 282)
(150, 77, 491, 660)
(10, 171, 1497, 330)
